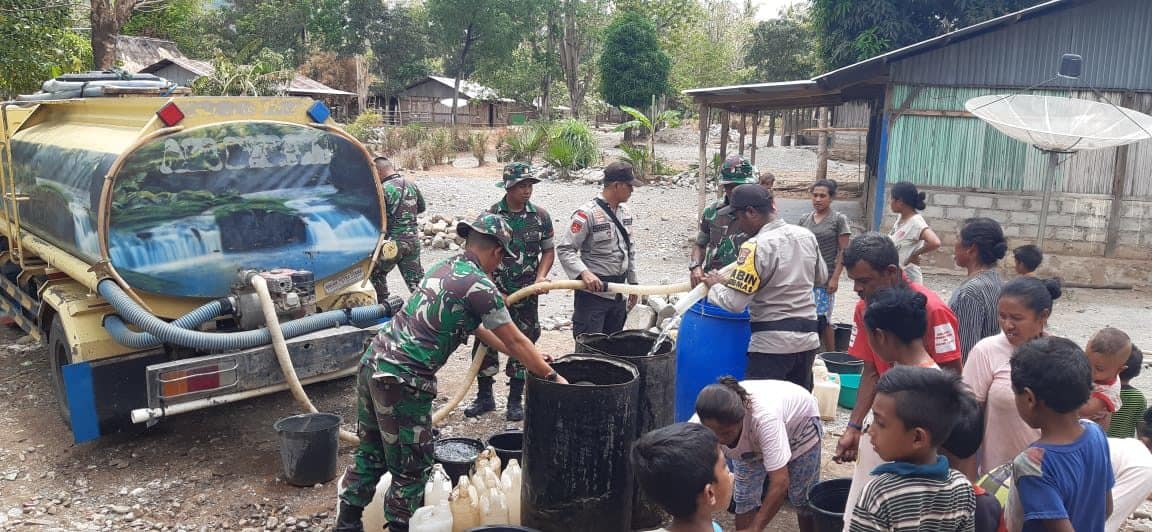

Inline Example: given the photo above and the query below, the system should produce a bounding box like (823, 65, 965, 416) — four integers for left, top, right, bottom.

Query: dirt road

(1, 167, 1150, 531)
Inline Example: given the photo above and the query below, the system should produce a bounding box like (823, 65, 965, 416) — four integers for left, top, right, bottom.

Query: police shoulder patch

(725, 240, 761, 294)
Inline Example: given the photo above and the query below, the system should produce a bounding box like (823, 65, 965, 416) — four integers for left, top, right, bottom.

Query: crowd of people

(332, 153, 1151, 532)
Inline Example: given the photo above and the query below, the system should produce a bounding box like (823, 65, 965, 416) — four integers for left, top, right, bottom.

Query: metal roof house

(686, 0, 1152, 287)
(386, 75, 532, 126)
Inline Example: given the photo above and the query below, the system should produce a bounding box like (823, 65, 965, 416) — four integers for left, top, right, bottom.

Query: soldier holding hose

(336, 214, 566, 532)
(689, 154, 757, 287)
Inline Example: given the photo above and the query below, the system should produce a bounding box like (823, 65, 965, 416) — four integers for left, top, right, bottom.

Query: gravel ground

(0, 135, 1149, 531)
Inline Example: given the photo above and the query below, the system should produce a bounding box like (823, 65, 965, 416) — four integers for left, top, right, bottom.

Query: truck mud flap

(62, 351, 167, 444)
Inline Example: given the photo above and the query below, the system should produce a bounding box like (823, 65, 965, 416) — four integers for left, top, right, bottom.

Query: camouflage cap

(719, 154, 756, 185)
(496, 162, 539, 188)
(456, 213, 518, 259)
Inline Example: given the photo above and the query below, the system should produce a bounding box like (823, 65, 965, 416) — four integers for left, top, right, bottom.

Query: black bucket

(273, 413, 342, 486)
(434, 437, 483, 485)
(576, 330, 674, 530)
(487, 430, 523, 465)
(819, 352, 863, 375)
(834, 323, 853, 352)
(808, 478, 852, 532)
(523, 354, 640, 532)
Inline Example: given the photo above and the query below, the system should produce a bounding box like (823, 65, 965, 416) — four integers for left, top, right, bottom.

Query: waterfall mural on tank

(10, 122, 382, 298)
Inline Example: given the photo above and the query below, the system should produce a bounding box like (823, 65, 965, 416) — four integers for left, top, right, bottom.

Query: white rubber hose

(273, 265, 734, 446)
(253, 275, 361, 443)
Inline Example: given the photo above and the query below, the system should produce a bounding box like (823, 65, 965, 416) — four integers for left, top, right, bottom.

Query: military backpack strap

(594, 197, 631, 252)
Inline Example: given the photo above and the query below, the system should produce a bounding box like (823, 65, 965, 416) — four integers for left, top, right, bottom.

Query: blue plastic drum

(674, 300, 751, 421)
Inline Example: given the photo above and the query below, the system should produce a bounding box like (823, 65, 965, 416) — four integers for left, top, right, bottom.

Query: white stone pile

(417, 214, 467, 251)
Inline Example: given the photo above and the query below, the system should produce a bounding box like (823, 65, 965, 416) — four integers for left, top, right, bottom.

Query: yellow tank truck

(0, 86, 398, 443)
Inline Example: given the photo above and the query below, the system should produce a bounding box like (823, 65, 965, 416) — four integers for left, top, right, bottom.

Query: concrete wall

(882, 186, 1152, 287)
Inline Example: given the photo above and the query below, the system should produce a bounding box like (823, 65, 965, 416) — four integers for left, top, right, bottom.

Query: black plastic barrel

(808, 478, 852, 532)
(273, 413, 342, 486)
(834, 323, 853, 352)
(523, 354, 640, 532)
(576, 330, 675, 530)
(434, 437, 483, 485)
(487, 430, 523, 465)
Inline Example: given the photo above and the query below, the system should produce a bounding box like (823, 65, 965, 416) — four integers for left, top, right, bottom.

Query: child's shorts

(731, 416, 823, 516)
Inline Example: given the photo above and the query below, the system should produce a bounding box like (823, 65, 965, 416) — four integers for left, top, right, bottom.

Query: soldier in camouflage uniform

(371, 157, 427, 301)
(335, 214, 565, 532)
(463, 162, 555, 421)
(689, 154, 758, 287)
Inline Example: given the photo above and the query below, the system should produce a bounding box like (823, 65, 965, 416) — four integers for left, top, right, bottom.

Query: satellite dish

(439, 98, 469, 108)
(965, 94, 1152, 152)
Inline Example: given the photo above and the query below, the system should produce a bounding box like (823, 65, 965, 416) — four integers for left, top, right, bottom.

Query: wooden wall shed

(390, 76, 530, 126)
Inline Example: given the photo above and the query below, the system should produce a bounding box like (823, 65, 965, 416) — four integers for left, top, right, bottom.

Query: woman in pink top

(694, 378, 822, 532)
(961, 276, 1063, 477)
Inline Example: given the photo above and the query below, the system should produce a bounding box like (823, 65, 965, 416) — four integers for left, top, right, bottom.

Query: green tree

(0, 1, 91, 97)
(367, 4, 432, 103)
(664, 0, 752, 99)
(122, 0, 214, 58)
(190, 48, 292, 96)
(745, 7, 816, 82)
(811, 0, 1044, 70)
(90, 0, 168, 69)
(598, 10, 670, 109)
(426, 0, 536, 126)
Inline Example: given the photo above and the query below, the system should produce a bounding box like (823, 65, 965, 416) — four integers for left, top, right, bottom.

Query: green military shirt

(372, 251, 512, 393)
(696, 197, 748, 271)
(382, 174, 426, 242)
(487, 199, 554, 294)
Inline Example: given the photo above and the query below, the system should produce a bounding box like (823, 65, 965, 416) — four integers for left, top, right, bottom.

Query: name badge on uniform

(726, 241, 761, 294)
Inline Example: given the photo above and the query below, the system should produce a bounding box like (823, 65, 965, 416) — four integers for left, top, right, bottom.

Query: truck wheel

(48, 317, 73, 425)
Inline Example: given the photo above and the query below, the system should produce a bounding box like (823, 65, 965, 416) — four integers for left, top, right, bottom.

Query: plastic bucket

(833, 323, 852, 351)
(808, 478, 852, 532)
(675, 300, 751, 421)
(434, 437, 483, 485)
(576, 330, 675, 530)
(818, 352, 863, 375)
(838, 373, 861, 409)
(273, 413, 342, 486)
(523, 355, 640, 532)
(487, 430, 523, 465)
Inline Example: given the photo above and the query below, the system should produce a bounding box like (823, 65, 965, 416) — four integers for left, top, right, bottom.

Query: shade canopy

(965, 94, 1152, 152)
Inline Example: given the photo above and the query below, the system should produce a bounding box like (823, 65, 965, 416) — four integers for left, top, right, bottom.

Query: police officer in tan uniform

(556, 161, 639, 338)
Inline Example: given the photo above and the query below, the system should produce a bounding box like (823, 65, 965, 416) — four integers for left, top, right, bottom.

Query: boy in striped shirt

(850, 367, 976, 531)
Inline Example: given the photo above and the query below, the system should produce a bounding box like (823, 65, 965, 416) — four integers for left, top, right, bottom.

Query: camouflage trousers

(338, 356, 434, 529)
(470, 295, 540, 380)
(371, 239, 424, 300)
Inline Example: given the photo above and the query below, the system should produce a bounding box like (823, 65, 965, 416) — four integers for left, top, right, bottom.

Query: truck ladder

(0, 103, 27, 268)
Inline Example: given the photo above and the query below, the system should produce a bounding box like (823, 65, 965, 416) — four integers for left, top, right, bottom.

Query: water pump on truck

(0, 77, 401, 443)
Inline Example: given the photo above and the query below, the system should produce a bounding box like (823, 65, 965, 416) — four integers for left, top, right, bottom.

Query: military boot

(506, 378, 525, 421)
(333, 501, 364, 532)
(463, 376, 496, 417)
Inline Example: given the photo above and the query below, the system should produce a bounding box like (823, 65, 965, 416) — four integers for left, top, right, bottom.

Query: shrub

(543, 136, 578, 180)
(498, 126, 547, 163)
(469, 132, 489, 166)
(381, 128, 406, 155)
(430, 128, 454, 165)
(346, 111, 382, 143)
(549, 119, 600, 170)
(398, 148, 421, 171)
(402, 124, 427, 149)
(452, 129, 471, 152)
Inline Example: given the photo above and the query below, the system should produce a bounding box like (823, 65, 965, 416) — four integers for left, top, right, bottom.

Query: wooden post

(719, 111, 730, 161)
(750, 112, 759, 165)
(816, 106, 830, 180)
(1105, 91, 1137, 257)
(766, 112, 775, 147)
(738, 113, 747, 156)
(697, 103, 710, 216)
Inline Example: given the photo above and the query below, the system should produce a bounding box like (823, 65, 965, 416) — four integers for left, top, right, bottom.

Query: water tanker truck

(0, 87, 399, 443)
